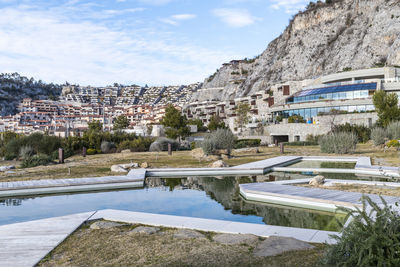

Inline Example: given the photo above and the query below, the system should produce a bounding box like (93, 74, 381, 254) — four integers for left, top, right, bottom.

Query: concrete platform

(240, 182, 399, 213)
(91, 209, 338, 244)
(0, 212, 95, 267)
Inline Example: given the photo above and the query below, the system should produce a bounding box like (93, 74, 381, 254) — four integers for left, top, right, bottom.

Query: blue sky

(0, 0, 310, 86)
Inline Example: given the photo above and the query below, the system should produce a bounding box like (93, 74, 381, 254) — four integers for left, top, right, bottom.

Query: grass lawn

(0, 143, 398, 182)
(38, 221, 326, 267)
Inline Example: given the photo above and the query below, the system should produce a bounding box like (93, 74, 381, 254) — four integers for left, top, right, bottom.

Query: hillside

(0, 73, 62, 116)
(197, 0, 400, 100)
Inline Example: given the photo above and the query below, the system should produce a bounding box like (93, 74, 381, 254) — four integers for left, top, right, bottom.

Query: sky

(0, 0, 311, 86)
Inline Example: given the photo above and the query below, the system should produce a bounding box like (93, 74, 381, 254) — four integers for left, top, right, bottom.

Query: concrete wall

(265, 123, 331, 142)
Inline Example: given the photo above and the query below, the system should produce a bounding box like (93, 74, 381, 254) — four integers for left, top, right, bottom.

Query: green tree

(372, 90, 400, 127)
(113, 115, 129, 130)
(88, 121, 103, 132)
(188, 118, 207, 132)
(236, 103, 251, 131)
(160, 104, 190, 140)
(208, 115, 226, 131)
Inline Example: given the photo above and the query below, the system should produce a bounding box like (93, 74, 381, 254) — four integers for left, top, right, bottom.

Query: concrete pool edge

(0, 210, 339, 267)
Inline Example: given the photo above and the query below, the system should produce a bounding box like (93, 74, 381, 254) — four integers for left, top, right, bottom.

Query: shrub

(386, 139, 400, 149)
(285, 141, 318, 146)
(319, 132, 357, 154)
(387, 121, 400, 140)
(19, 145, 35, 159)
(288, 114, 305, 123)
(306, 134, 321, 144)
(332, 123, 371, 143)
(201, 138, 217, 155)
(86, 148, 97, 155)
(21, 154, 53, 168)
(322, 196, 400, 266)
(201, 128, 236, 155)
(371, 127, 387, 146)
(100, 141, 116, 154)
(234, 139, 261, 149)
(149, 137, 180, 152)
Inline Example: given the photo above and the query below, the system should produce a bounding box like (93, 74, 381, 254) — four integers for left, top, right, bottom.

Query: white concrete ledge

(91, 209, 338, 244)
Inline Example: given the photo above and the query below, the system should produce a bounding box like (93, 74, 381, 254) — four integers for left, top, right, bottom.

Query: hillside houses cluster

(0, 81, 199, 136)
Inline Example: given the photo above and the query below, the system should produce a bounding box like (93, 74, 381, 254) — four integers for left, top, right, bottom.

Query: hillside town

(2, 67, 398, 145)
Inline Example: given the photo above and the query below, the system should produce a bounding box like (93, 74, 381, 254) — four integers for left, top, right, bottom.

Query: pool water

(0, 177, 344, 231)
(287, 161, 356, 169)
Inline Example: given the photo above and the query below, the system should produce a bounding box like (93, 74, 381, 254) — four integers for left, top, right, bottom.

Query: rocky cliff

(198, 0, 400, 100)
(0, 73, 61, 116)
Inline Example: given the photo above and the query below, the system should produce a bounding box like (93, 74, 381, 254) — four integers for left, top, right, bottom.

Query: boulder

(90, 221, 128, 230)
(191, 148, 205, 160)
(140, 162, 149, 168)
(213, 233, 258, 245)
(253, 236, 314, 257)
(309, 175, 325, 186)
(111, 163, 138, 173)
(130, 226, 160, 235)
(111, 164, 128, 173)
(208, 160, 228, 168)
(121, 149, 131, 153)
(173, 229, 206, 239)
(0, 165, 15, 172)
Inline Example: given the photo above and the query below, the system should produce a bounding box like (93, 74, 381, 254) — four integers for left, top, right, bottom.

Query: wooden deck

(240, 183, 399, 212)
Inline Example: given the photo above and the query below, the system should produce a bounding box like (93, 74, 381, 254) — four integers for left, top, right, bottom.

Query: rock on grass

(254, 236, 314, 257)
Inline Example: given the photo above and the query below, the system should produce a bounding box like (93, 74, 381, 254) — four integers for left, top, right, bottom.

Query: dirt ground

(38, 221, 326, 267)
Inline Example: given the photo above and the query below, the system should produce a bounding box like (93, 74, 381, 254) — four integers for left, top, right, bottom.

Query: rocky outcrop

(198, 0, 400, 101)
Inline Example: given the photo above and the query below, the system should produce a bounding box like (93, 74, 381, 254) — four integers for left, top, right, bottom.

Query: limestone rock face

(309, 175, 325, 186)
(173, 229, 206, 239)
(196, 0, 400, 101)
(110, 163, 138, 173)
(130, 226, 160, 235)
(90, 221, 127, 230)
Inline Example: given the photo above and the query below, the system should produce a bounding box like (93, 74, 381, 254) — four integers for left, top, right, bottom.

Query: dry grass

(0, 143, 398, 182)
(38, 221, 326, 267)
(322, 184, 400, 197)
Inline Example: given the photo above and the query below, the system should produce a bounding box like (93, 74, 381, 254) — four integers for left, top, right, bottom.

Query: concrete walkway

(240, 182, 399, 212)
(0, 212, 96, 267)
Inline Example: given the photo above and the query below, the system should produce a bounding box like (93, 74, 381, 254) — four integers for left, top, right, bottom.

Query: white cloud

(269, 0, 309, 14)
(171, 14, 196, 20)
(0, 6, 234, 86)
(137, 0, 175, 5)
(212, 8, 259, 28)
(160, 13, 196, 25)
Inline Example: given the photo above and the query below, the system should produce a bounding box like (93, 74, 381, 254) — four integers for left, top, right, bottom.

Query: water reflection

(145, 176, 345, 231)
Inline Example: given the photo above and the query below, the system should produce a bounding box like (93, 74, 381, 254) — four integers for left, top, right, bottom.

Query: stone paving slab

(0, 212, 96, 267)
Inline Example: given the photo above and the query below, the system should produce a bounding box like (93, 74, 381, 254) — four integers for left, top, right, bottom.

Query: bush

(201, 138, 217, 155)
(100, 141, 116, 154)
(201, 128, 236, 155)
(288, 114, 305, 123)
(371, 127, 387, 146)
(306, 134, 321, 144)
(285, 141, 318, 146)
(86, 148, 97, 155)
(19, 145, 35, 159)
(332, 123, 371, 143)
(386, 139, 400, 149)
(149, 137, 180, 152)
(322, 196, 400, 266)
(387, 121, 400, 140)
(21, 154, 53, 168)
(234, 139, 261, 149)
(319, 132, 357, 154)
